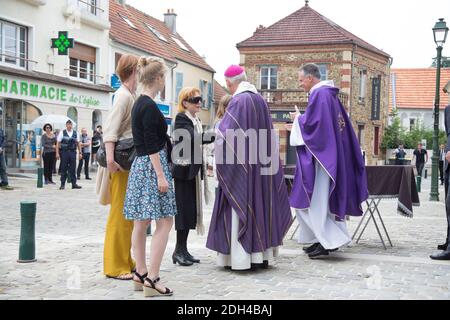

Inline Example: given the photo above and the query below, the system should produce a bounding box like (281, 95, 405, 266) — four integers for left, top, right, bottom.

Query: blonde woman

(124, 57, 177, 297)
(96, 54, 138, 280)
(171, 87, 215, 266)
(214, 94, 232, 130)
(207, 94, 231, 177)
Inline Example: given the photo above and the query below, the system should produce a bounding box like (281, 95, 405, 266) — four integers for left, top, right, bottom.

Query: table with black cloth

(283, 165, 420, 249)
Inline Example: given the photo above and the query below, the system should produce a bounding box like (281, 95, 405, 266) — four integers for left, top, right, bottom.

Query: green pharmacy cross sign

(51, 31, 74, 55)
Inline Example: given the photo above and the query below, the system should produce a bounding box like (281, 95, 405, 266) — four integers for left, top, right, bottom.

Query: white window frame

(145, 23, 168, 43)
(260, 66, 278, 90)
(0, 19, 27, 69)
(69, 57, 96, 84)
(359, 69, 367, 102)
(172, 37, 190, 51)
(119, 13, 137, 30)
(317, 64, 328, 81)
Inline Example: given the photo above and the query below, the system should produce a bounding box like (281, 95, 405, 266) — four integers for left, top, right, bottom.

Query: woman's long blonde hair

(215, 94, 232, 120)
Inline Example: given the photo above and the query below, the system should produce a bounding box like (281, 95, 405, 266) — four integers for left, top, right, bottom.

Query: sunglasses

(186, 96, 202, 104)
(45, 127, 51, 130)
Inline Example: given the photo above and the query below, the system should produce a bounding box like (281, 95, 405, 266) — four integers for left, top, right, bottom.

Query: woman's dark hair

(43, 123, 53, 131)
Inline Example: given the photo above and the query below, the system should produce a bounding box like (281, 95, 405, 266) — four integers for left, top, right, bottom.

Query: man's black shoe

(308, 244, 330, 259)
(438, 242, 448, 251)
(303, 243, 320, 254)
(86, 177, 92, 180)
(430, 251, 450, 260)
(59, 185, 65, 190)
(72, 184, 82, 189)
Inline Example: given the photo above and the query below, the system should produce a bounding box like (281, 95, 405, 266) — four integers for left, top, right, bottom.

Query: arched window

(67, 107, 78, 128)
(22, 102, 42, 162)
(92, 109, 102, 131)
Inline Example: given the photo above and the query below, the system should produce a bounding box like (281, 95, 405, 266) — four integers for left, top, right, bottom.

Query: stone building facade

(237, 3, 391, 165)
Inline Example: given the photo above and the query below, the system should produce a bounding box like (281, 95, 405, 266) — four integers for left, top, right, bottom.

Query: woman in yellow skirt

(96, 54, 139, 280)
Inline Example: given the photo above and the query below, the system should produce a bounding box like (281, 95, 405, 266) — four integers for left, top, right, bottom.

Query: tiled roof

(214, 80, 228, 104)
(109, 1, 214, 72)
(237, 4, 389, 58)
(389, 68, 450, 111)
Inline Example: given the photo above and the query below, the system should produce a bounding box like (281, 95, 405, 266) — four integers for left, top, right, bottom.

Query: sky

(126, 0, 450, 85)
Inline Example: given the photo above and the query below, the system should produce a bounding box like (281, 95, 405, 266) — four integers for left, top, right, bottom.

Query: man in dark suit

(431, 83, 450, 260)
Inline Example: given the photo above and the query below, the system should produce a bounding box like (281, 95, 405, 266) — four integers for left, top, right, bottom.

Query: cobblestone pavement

(1, 172, 450, 300)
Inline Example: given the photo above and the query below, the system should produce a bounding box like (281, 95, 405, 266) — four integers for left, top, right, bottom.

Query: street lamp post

(430, 18, 449, 201)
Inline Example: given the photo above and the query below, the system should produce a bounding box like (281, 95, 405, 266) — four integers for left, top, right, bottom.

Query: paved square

(1, 173, 449, 300)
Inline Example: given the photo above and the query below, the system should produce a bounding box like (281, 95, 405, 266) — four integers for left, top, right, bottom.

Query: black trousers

(444, 172, 450, 248)
(60, 150, 77, 186)
(77, 152, 91, 178)
(416, 162, 425, 177)
(440, 161, 444, 183)
(42, 152, 56, 182)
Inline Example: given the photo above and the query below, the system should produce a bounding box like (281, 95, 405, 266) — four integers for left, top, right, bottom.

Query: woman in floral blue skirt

(123, 56, 177, 297)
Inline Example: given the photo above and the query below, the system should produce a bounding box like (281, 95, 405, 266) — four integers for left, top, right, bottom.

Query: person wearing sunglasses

(171, 87, 215, 266)
(41, 123, 57, 185)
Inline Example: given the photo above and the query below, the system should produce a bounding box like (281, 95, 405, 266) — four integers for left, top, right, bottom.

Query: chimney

(164, 9, 177, 34)
(254, 25, 265, 35)
(117, 0, 126, 5)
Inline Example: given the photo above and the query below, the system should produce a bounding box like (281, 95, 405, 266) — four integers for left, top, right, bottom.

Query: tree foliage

(431, 56, 450, 68)
(381, 116, 447, 150)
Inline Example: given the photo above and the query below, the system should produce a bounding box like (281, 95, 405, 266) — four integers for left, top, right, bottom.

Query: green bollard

(18, 201, 37, 263)
(147, 223, 152, 236)
(416, 176, 422, 193)
(37, 168, 43, 188)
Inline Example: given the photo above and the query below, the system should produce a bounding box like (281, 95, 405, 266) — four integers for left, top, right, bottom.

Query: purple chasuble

(206, 91, 293, 255)
(289, 86, 368, 220)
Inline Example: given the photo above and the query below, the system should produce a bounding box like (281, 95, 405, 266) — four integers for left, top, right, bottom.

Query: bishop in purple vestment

(289, 64, 368, 259)
(206, 65, 293, 270)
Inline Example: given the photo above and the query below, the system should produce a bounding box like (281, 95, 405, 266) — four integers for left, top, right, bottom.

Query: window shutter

(70, 42, 96, 63)
(208, 82, 213, 109)
(199, 80, 204, 108)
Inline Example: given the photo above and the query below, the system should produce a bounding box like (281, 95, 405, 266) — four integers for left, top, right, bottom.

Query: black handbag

(96, 138, 136, 171)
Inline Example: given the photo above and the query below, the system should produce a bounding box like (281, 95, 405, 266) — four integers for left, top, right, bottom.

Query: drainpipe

(170, 61, 178, 132)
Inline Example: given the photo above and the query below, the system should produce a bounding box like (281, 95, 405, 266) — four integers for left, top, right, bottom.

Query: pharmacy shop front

(0, 71, 112, 169)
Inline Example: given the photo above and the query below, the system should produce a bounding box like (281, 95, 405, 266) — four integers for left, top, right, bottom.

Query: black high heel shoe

(172, 250, 193, 266)
(143, 277, 173, 297)
(132, 271, 148, 291)
(184, 250, 200, 263)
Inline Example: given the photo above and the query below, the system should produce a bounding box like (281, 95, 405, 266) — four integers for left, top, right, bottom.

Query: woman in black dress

(171, 87, 214, 266)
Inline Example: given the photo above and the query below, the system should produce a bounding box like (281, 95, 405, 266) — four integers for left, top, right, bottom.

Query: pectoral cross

(338, 113, 345, 132)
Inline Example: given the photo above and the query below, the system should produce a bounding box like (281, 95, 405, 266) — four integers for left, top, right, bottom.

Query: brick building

(236, 2, 391, 165)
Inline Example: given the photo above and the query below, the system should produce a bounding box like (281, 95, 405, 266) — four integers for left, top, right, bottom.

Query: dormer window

(119, 13, 137, 30)
(172, 37, 189, 52)
(145, 23, 168, 42)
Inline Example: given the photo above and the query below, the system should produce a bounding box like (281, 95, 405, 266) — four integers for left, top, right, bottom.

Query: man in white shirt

(56, 120, 82, 190)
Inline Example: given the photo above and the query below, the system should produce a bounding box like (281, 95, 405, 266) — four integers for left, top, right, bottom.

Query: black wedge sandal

(143, 277, 173, 297)
(132, 271, 148, 292)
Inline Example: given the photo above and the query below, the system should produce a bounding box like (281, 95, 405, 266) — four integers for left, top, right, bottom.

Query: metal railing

(77, 0, 104, 15)
(259, 88, 349, 107)
(65, 67, 104, 84)
(0, 53, 38, 69)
